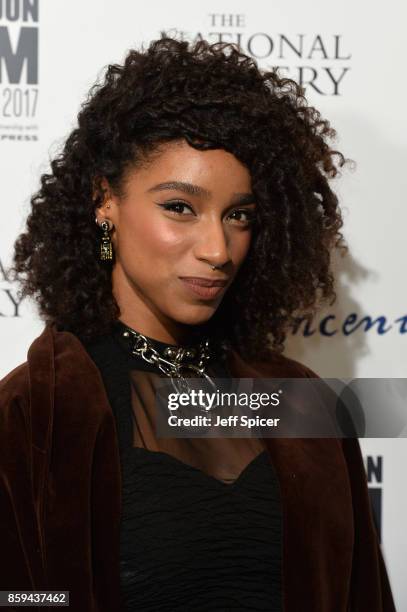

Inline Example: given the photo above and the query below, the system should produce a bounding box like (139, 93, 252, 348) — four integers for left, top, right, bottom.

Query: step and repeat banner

(0, 0, 405, 608)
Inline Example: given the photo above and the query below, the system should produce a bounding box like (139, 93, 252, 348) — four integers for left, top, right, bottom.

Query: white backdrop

(0, 1, 405, 608)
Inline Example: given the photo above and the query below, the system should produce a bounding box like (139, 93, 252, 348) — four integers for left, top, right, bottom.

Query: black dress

(80, 320, 283, 611)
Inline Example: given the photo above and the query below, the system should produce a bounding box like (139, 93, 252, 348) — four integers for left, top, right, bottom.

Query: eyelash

(158, 200, 256, 224)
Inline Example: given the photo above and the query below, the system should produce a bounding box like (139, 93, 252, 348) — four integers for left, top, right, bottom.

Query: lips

(179, 276, 229, 299)
(179, 276, 228, 287)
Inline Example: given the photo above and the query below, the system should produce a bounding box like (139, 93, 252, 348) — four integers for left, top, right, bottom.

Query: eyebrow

(146, 181, 256, 205)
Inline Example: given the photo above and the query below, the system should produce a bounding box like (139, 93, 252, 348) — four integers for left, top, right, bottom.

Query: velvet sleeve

(341, 437, 396, 611)
(0, 363, 45, 591)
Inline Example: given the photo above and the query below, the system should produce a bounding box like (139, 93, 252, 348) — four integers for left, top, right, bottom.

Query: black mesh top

(79, 320, 283, 611)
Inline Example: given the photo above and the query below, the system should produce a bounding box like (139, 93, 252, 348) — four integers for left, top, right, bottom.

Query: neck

(118, 315, 203, 346)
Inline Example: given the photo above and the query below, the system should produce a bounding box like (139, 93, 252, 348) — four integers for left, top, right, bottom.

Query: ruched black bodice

(80, 321, 283, 611)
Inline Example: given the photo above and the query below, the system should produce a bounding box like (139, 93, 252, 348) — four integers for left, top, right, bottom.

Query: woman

(0, 36, 395, 611)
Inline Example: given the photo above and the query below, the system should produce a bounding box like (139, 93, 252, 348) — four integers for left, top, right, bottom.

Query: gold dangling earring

(99, 219, 113, 261)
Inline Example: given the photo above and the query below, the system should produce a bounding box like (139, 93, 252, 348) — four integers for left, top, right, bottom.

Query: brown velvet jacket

(0, 323, 396, 612)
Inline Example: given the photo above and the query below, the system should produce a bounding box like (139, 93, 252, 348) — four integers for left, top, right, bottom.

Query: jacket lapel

(27, 325, 55, 510)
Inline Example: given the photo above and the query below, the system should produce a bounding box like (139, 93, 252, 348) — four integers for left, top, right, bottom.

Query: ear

(93, 177, 114, 225)
(92, 176, 113, 204)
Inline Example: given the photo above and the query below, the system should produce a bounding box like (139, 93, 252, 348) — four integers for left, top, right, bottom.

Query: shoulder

(265, 352, 319, 378)
(0, 323, 53, 406)
(0, 322, 105, 410)
(228, 346, 320, 378)
(1, 323, 114, 447)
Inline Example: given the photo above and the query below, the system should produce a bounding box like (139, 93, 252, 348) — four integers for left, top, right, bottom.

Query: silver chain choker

(120, 323, 219, 401)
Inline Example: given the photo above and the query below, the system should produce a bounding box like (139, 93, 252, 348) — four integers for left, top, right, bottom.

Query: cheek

(229, 229, 253, 266)
(116, 213, 188, 269)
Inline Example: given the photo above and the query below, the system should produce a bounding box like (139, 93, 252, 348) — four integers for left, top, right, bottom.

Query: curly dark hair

(9, 34, 348, 359)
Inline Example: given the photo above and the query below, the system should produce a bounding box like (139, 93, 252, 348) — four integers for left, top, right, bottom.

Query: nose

(194, 218, 231, 269)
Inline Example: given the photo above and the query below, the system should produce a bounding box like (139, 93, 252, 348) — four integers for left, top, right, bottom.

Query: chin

(170, 303, 220, 327)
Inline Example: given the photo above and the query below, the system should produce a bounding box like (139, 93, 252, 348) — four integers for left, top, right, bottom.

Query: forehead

(124, 139, 252, 193)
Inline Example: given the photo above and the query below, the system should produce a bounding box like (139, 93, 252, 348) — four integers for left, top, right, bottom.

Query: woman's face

(97, 139, 256, 343)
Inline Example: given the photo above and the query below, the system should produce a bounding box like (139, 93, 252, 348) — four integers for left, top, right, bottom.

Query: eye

(227, 208, 256, 225)
(158, 200, 195, 216)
